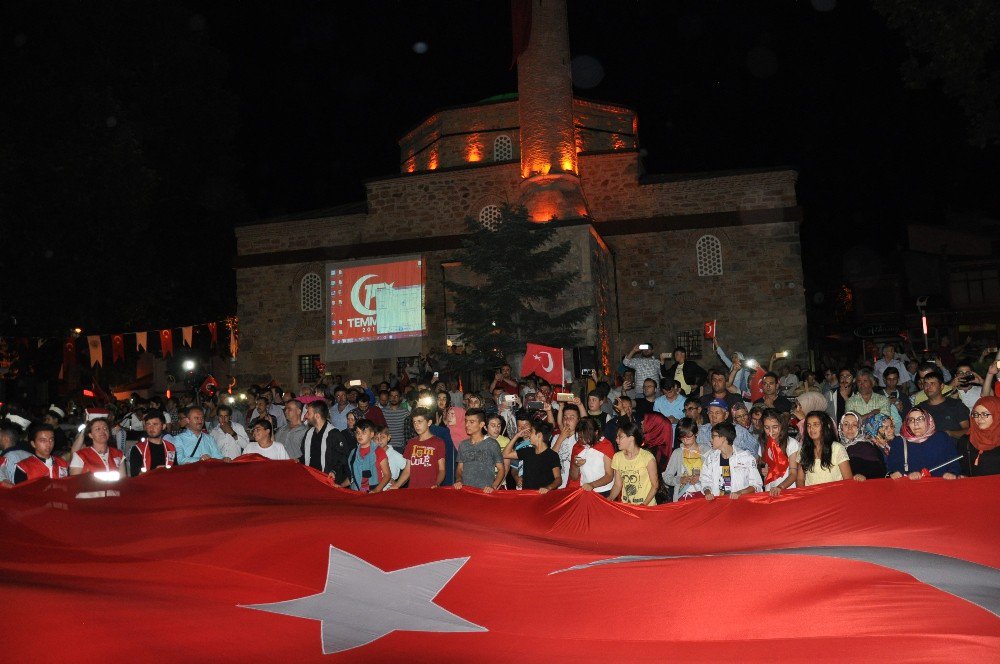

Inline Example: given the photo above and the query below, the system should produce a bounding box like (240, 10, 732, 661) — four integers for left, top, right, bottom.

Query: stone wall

(603, 221, 807, 368)
(364, 163, 522, 238)
(580, 151, 797, 221)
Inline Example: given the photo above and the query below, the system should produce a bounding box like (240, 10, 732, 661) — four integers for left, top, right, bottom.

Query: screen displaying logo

(328, 259, 425, 345)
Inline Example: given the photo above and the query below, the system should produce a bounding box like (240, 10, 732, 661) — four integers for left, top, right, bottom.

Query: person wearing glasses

(662, 418, 709, 501)
(242, 419, 290, 461)
(887, 406, 961, 479)
(967, 397, 1000, 476)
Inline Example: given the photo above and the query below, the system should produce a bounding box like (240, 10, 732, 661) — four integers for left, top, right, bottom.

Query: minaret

(516, 0, 589, 222)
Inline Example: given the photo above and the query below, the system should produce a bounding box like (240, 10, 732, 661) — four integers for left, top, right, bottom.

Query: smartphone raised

(556, 392, 575, 402)
(348, 379, 362, 387)
(638, 344, 650, 351)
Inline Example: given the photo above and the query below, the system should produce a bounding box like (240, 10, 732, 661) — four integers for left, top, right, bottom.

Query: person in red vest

(128, 410, 177, 477)
(13, 424, 69, 484)
(70, 418, 125, 477)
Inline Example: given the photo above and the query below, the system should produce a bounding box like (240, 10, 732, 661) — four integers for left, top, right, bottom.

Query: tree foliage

(874, 0, 1000, 148)
(447, 206, 590, 366)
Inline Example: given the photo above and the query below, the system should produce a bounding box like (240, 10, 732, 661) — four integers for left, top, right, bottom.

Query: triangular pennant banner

(207, 322, 218, 348)
(182, 326, 193, 348)
(87, 336, 103, 367)
(136, 331, 147, 353)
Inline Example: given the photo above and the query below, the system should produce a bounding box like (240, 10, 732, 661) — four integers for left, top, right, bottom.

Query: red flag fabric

(749, 366, 766, 402)
(2, 463, 998, 662)
(521, 343, 563, 385)
(62, 337, 77, 371)
(200, 374, 220, 396)
(703, 320, 716, 339)
(160, 329, 174, 357)
(208, 322, 219, 347)
(111, 334, 125, 363)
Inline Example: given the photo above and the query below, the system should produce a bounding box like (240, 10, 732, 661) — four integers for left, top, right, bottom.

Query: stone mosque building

(233, 0, 806, 387)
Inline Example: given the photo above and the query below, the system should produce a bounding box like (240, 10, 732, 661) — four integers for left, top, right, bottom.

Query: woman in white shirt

(698, 422, 762, 500)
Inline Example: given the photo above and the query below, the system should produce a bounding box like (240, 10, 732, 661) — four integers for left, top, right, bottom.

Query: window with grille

(493, 135, 513, 161)
(301, 273, 322, 311)
(299, 354, 320, 383)
(673, 330, 703, 359)
(479, 205, 502, 230)
(696, 235, 723, 276)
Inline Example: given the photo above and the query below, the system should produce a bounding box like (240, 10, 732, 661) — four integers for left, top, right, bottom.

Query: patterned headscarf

(347, 408, 365, 428)
(900, 406, 936, 444)
(861, 412, 890, 442)
(838, 411, 864, 447)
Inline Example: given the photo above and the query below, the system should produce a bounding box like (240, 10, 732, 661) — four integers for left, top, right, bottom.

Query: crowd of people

(2, 339, 999, 505)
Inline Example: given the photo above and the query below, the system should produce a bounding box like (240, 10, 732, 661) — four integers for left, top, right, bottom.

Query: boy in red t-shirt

(388, 408, 446, 489)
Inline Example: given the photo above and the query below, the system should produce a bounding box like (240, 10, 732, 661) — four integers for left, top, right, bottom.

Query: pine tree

(447, 205, 591, 365)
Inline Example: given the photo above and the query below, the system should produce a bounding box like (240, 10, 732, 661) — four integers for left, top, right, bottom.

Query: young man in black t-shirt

(503, 419, 561, 493)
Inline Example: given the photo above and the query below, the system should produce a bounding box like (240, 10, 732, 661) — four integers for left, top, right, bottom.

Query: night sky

(2, 0, 997, 337)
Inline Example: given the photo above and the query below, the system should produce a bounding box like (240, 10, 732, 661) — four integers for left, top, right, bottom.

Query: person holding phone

(490, 364, 519, 396)
(503, 419, 561, 493)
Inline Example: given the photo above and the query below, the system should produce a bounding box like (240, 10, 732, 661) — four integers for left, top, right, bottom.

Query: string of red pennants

(22, 317, 242, 371)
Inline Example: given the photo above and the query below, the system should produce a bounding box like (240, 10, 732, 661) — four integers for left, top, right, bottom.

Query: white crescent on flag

(537, 351, 553, 373)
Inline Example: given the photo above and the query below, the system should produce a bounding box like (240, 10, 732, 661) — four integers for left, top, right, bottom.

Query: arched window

(300, 273, 323, 311)
(479, 205, 502, 230)
(696, 235, 723, 276)
(493, 134, 513, 162)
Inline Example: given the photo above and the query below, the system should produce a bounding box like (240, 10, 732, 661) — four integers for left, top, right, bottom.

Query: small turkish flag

(749, 367, 766, 402)
(704, 320, 717, 339)
(521, 343, 564, 385)
(111, 334, 125, 363)
(200, 375, 220, 396)
(160, 329, 174, 358)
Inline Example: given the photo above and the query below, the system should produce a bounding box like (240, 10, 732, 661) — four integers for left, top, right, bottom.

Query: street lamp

(182, 359, 196, 372)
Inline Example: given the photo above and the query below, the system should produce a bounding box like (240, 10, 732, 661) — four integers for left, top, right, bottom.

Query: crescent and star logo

(349, 274, 395, 317)
(533, 351, 554, 372)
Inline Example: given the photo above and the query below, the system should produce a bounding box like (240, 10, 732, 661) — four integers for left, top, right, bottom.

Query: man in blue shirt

(653, 379, 685, 423)
(173, 406, 227, 464)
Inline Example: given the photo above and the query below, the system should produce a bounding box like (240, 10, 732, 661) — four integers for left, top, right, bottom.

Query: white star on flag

(241, 546, 486, 654)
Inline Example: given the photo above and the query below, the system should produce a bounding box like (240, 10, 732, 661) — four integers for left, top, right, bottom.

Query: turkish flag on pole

(521, 343, 564, 385)
(1, 464, 998, 662)
(703, 320, 716, 339)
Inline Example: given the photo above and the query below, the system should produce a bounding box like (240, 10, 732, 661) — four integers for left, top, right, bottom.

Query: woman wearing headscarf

(793, 392, 828, 442)
(842, 411, 887, 479)
(967, 396, 1000, 476)
(887, 406, 961, 479)
(863, 412, 896, 458)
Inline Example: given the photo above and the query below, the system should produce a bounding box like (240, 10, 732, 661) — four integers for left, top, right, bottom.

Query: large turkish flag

(2, 462, 997, 662)
(521, 342, 564, 385)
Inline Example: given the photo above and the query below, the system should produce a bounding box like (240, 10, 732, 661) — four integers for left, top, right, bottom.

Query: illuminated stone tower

(516, 0, 589, 222)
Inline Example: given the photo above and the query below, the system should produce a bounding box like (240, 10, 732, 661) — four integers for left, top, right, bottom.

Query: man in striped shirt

(382, 388, 410, 454)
